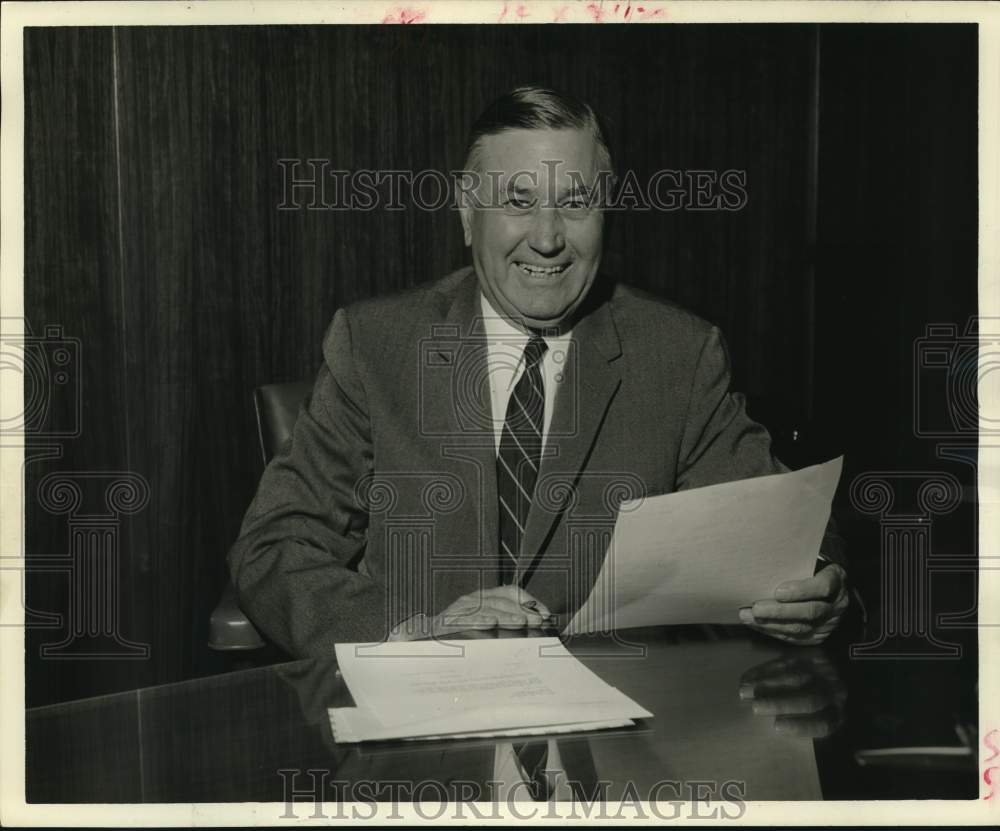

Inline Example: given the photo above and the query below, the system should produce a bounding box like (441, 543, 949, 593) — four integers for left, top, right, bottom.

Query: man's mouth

(514, 261, 571, 276)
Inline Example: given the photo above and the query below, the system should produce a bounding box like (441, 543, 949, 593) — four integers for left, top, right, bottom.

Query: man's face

(459, 127, 605, 331)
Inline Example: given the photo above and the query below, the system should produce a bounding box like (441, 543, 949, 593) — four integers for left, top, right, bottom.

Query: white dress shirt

(480, 292, 573, 454)
(386, 294, 572, 643)
(480, 293, 576, 799)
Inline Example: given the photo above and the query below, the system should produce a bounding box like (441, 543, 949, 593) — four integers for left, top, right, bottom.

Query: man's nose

(527, 207, 565, 256)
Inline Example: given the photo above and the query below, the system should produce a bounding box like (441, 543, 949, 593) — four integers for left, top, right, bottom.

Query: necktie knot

(523, 336, 548, 370)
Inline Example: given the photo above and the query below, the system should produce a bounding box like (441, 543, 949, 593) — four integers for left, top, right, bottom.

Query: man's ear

(455, 172, 476, 247)
(458, 203, 473, 247)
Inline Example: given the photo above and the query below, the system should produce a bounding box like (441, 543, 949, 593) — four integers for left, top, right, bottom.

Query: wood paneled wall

(23, 25, 976, 705)
(814, 25, 978, 467)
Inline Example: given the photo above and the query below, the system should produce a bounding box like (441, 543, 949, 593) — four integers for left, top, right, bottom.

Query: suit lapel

(422, 270, 500, 580)
(518, 292, 622, 579)
(423, 271, 622, 593)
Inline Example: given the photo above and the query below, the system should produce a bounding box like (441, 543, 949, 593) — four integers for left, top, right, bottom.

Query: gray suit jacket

(229, 267, 845, 656)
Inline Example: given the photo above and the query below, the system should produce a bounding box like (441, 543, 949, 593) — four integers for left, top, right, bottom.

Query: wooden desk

(26, 626, 977, 803)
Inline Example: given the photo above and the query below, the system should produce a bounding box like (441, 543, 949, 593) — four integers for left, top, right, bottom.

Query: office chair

(208, 381, 312, 651)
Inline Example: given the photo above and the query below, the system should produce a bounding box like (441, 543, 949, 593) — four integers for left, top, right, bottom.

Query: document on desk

(564, 456, 843, 635)
(328, 637, 652, 743)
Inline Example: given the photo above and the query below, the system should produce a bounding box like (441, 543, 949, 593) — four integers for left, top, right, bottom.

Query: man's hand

(738, 653, 847, 738)
(739, 563, 849, 645)
(389, 585, 553, 641)
(434, 585, 553, 634)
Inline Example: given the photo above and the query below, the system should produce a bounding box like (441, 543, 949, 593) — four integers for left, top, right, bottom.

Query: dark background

(22, 24, 978, 706)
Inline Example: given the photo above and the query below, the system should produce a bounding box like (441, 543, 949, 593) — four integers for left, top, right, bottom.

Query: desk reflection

(25, 625, 975, 803)
(739, 652, 847, 739)
(275, 628, 825, 802)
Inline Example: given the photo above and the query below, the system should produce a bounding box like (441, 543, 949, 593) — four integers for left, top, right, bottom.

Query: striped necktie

(513, 740, 552, 801)
(497, 335, 548, 585)
(512, 738, 601, 802)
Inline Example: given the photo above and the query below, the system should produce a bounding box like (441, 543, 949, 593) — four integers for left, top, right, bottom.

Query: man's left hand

(738, 653, 847, 738)
(739, 563, 849, 645)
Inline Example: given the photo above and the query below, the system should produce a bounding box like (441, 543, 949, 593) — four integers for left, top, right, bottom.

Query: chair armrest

(208, 580, 266, 651)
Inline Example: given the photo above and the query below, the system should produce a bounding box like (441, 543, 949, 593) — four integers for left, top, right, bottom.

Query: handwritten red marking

(381, 6, 427, 24)
(985, 731, 1000, 800)
(586, 2, 605, 22)
(986, 729, 1000, 762)
(516, 4, 529, 18)
(553, 5, 568, 21)
(498, 1, 509, 21)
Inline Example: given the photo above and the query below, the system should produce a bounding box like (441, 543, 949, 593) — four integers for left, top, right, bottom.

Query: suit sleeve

(227, 308, 390, 656)
(675, 325, 847, 568)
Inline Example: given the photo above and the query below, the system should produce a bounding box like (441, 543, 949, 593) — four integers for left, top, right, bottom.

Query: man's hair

(462, 85, 615, 177)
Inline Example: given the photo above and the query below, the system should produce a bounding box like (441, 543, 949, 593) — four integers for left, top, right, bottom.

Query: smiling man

(228, 86, 849, 655)
(461, 125, 604, 331)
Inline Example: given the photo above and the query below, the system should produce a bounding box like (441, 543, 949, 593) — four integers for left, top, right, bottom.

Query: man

(228, 86, 849, 656)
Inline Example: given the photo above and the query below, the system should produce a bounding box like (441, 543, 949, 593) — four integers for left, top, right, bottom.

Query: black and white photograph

(1, 0, 997, 825)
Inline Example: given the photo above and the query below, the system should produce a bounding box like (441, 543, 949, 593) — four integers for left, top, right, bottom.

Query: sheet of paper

(328, 705, 633, 743)
(330, 637, 651, 742)
(564, 456, 843, 634)
(405, 719, 633, 741)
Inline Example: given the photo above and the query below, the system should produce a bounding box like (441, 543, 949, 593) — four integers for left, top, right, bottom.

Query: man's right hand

(389, 585, 553, 641)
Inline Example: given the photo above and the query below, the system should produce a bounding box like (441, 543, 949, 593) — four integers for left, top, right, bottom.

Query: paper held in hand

(563, 456, 844, 635)
(329, 637, 652, 743)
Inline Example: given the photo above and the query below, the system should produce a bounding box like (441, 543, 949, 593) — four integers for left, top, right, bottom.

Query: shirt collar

(479, 292, 573, 349)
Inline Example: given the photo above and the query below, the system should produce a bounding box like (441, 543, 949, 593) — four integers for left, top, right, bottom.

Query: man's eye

(504, 195, 535, 210)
